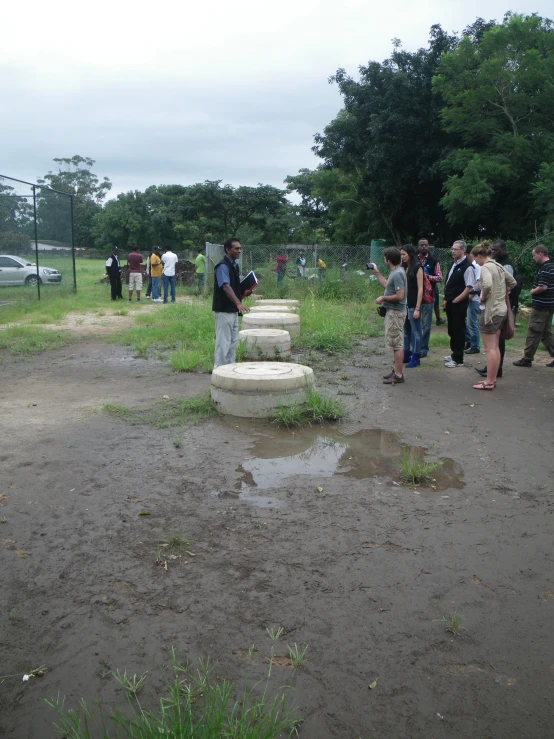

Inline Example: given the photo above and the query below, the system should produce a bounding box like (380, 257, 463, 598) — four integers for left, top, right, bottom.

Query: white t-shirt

(162, 251, 178, 276)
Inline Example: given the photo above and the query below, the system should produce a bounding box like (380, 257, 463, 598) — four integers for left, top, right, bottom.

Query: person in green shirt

(195, 248, 206, 293)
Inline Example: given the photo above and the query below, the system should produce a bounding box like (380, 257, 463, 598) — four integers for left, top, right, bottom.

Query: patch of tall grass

(271, 389, 345, 427)
(104, 391, 217, 428)
(0, 326, 70, 355)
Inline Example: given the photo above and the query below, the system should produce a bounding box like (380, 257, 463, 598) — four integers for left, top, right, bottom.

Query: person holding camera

(370, 248, 408, 385)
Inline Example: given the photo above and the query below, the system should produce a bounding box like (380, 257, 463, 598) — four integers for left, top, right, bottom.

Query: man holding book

(212, 238, 251, 369)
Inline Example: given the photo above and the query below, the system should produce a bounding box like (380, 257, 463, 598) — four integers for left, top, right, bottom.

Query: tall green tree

(37, 156, 112, 246)
(313, 25, 458, 245)
(433, 13, 554, 238)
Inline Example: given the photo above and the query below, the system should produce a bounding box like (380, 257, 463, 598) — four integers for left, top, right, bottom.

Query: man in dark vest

(105, 246, 123, 301)
(443, 240, 475, 367)
(212, 238, 250, 369)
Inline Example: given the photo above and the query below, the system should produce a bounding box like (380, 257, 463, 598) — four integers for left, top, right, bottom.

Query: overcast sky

(1, 0, 552, 199)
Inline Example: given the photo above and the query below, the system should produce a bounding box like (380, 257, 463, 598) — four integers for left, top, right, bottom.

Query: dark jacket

(444, 257, 471, 302)
(106, 252, 120, 277)
(495, 253, 522, 309)
(212, 255, 241, 313)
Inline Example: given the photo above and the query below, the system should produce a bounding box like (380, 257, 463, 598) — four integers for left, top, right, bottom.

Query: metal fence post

(70, 195, 77, 291)
(32, 185, 41, 301)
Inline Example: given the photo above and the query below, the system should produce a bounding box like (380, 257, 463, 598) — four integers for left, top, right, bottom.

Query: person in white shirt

(465, 250, 481, 354)
(161, 247, 178, 303)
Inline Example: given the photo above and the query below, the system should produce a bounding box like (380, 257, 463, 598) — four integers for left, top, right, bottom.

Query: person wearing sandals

(400, 245, 423, 368)
(471, 241, 516, 390)
(372, 248, 408, 385)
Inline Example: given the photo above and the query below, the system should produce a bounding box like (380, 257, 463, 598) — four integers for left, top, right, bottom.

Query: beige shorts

(128, 272, 143, 290)
(385, 309, 406, 351)
(478, 311, 505, 334)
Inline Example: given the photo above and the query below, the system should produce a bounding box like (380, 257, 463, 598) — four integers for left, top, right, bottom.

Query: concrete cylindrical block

(249, 304, 299, 314)
(242, 311, 300, 338)
(239, 328, 291, 360)
(254, 299, 299, 307)
(211, 362, 315, 418)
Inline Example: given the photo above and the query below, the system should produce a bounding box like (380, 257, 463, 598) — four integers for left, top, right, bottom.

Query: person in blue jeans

(417, 239, 444, 356)
(161, 247, 178, 303)
(464, 251, 481, 354)
(400, 245, 424, 367)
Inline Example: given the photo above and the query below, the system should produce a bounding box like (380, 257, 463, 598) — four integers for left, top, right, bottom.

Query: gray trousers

(524, 308, 554, 360)
(214, 312, 239, 369)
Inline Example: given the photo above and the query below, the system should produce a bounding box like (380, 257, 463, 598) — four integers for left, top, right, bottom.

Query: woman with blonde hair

(471, 241, 517, 390)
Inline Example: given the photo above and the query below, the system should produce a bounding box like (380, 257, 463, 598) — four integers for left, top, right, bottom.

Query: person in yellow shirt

(317, 257, 326, 281)
(149, 246, 163, 302)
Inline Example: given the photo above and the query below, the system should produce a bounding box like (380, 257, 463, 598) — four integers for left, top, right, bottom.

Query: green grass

(434, 607, 464, 635)
(271, 389, 345, 428)
(0, 326, 70, 355)
(46, 649, 299, 738)
(104, 392, 218, 428)
(399, 450, 442, 485)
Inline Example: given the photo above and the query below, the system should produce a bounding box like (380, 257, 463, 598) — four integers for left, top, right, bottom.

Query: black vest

(212, 256, 241, 313)
(444, 257, 470, 302)
(106, 253, 120, 276)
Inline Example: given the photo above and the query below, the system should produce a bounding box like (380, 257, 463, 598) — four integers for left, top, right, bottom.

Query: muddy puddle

(213, 427, 463, 508)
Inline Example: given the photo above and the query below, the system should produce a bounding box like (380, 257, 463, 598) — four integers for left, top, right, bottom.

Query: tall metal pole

(32, 185, 41, 301)
(70, 195, 77, 291)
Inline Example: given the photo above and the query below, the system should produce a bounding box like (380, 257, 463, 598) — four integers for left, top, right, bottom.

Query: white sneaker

(152, 298, 163, 302)
(445, 359, 463, 368)
(145, 295, 151, 299)
(444, 355, 452, 361)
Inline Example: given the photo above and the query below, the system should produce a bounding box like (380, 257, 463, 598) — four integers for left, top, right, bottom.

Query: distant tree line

(1, 13, 552, 252)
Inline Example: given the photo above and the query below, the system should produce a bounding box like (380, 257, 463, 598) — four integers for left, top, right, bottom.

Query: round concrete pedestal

(242, 311, 300, 338)
(239, 328, 291, 360)
(249, 304, 299, 314)
(254, 299, 299, 307)
(211, 362, 314, 418)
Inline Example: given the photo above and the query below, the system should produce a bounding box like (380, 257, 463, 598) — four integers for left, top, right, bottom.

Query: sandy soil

(0, 332, 553, 738)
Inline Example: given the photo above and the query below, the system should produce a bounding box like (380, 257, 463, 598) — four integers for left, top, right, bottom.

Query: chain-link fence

(0, 174, 76, 302)
(205, 241, 452, 291)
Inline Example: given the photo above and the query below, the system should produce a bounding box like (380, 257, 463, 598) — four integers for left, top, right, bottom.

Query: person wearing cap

(105, 246, 123, 301)
(149, 246, 163, 302)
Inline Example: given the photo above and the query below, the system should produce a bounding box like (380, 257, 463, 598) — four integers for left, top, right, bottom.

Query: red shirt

(128, 251, 143, 272)
(276, 255, 288, 273)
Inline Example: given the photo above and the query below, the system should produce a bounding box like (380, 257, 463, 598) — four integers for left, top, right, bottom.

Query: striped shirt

(532, 260, 554, 310)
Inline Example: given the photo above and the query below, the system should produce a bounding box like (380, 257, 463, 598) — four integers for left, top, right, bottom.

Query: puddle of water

(231, 427, 463, 504)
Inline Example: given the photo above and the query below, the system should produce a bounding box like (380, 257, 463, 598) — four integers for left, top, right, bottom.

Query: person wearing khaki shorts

(371, 247, 408, 384)
(127, 246, 144, 302)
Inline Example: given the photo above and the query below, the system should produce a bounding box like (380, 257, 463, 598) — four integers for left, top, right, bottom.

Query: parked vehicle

(0, 255, 62, 286)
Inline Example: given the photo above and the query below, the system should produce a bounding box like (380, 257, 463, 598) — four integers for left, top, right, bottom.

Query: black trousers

(446, 300, 468, 364)
(109, 273, 123, 300)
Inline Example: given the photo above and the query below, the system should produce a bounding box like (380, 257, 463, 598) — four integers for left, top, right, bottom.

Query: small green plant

(266, 626, 284, 642)
(271, 389, 344, 428)
(252, 519, 262, 529)
(246, 645, 258, 661)
(153, 540, 162, 563)
(0, 517, 6, 524)
(171, 431, 184, 448)
(434, 607, 464, 635)
(399, 450, 442, 485)
(287, 643, 309, 668)
(92, 367, 106, 378)
(104, 392, 217, 428)
(165, 531, 191, 552)
(112, 669, 148, 698)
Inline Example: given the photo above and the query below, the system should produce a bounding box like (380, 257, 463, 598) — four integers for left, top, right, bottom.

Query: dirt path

(0, 337, 553, 738)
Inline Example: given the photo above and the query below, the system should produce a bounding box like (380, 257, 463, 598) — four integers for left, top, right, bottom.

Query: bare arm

(372, 266, 388, 289)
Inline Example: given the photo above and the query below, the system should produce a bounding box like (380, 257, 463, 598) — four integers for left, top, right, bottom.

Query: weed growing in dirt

(266, 626, 284, 642)
(0, 326, 69, 356)
(399, 450, 442, 485)
(271, 390, 344, 428)
(296, 300, 374, 353)
(112, 668, 148, 698)
(246, 646, 258, 661)
(103, 392, 218, 428)
(434, 607, 464, 635)
(171, 431, 184, 448)
(0, 517, 6, 524)
(287, 643, 309, 668)
(46, 647, 299, 738)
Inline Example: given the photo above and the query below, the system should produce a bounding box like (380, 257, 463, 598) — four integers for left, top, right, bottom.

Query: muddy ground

(0, 329, 553, 738)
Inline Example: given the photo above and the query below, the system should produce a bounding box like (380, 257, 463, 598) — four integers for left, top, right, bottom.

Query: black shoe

(464, 342, 470, 350)
(547, 360, 554, 368)
(475, 367, 487, 377)
(383, 369, 395, 380)
(465, 347, 480, 354)
(436, 317, 446, 326)
(513, 358, 532, 367)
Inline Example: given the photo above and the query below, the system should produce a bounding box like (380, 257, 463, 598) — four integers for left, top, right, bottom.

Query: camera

(469, 288, 481, 296)
(366, 262, 375, 270)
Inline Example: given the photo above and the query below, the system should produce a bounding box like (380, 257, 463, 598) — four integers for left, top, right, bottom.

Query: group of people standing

(375, 239, 554, 389)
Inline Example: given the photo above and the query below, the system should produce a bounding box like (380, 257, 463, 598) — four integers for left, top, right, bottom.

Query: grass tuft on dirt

(104, 392, 218, 428)
(271, 389, 345, 428)
(46, 649, 300, 739)
(399, 450, 442, 485)
(0, 326, 70, 355)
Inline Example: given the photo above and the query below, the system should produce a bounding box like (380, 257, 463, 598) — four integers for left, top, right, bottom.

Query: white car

(0, 255, 62, 287)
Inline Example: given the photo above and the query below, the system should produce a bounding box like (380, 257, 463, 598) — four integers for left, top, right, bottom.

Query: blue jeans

(465, 300, 480, 350)
(420, 303, 433, 355)
(277, 271, 284, 284)
(404, 308, 422, 354)
(163, 274, 176, 302)
(151, 276, 161, 300)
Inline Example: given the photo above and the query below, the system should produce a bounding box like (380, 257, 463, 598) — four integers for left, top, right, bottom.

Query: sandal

(472, 381, 496, 391)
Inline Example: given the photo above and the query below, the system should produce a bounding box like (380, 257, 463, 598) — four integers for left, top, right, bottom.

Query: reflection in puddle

(223, 428, 463, 507)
